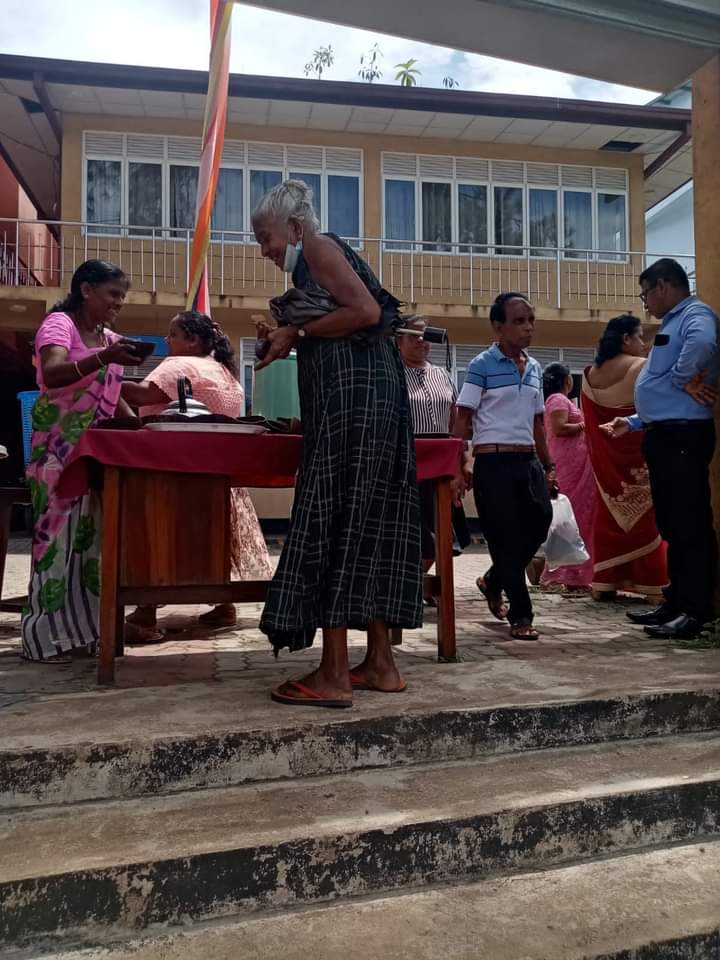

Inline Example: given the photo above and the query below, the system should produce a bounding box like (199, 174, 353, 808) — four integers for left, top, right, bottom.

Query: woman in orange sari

(581, 314, 667, 601)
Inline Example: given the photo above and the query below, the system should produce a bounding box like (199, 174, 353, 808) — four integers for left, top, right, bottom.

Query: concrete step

(3, 655, 719, 808)
(1, 733, 719, 949)
(18, 841, 720, 960)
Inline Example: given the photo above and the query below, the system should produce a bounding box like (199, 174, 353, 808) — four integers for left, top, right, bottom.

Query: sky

(2, 0, 658, 104)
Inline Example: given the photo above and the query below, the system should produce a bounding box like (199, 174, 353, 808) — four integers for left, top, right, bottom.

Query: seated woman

(22, 260, 142, 663)
(121, 311, 272, 637)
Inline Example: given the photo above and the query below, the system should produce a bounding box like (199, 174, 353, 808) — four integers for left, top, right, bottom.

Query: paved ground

(0, 536, 711, 703)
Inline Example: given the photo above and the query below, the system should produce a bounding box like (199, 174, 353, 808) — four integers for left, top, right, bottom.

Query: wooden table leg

(98, 467, 121, 684)
(0, 496, 12, 604)
(434, 477, 457, 661)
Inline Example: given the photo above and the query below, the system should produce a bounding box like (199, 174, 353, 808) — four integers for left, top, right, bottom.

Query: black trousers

(642, 420, 717, 622)
(473, 454, 552, 624)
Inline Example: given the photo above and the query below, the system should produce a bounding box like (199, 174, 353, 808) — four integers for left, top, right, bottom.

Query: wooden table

(58, 431, 462, 685)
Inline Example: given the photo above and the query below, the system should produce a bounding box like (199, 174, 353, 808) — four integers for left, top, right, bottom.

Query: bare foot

(349, 660, 405, 692)
(276, 668, 352, 703)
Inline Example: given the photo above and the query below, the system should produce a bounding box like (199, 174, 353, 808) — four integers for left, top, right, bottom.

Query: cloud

(1, 0, 657, 103)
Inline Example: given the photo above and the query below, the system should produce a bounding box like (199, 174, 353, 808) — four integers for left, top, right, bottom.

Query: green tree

(358, 44, 383, 83)
(304, 45, 335, 80)
(394, 58, 422, 87)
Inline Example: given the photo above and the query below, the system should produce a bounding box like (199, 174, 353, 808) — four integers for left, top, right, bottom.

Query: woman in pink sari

(121, 311, 271, 638)
(21, 260, 143, 662)
(582, 315, 667, 601)
(540, 362, 596, 589)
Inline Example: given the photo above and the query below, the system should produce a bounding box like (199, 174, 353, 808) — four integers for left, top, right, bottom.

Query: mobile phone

(126, 339, 156, 359)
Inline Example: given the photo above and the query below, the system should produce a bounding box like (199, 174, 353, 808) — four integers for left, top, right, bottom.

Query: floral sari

(21, 364, 122, 660)
(581, 363, 667, 599)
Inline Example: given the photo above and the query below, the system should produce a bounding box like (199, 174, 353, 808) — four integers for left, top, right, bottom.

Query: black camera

(396, 324, 448, 344)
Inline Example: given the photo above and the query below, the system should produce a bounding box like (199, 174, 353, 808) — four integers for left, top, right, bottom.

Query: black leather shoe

(644, 614, 703, 640)
(627, 604, 676, 626)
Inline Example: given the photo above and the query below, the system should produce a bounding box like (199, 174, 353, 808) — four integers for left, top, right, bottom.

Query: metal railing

(0, 217, 696, 312)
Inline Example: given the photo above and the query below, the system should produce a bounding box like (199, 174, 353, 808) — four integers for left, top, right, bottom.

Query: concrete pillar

(692, 55, 720, 600)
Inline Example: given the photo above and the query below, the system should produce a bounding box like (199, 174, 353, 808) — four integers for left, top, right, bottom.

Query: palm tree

(394, 59, 422, 87)
(304, 45, 334, 80)
(443, 76, 460, 89)
(358, 43, 383, 84)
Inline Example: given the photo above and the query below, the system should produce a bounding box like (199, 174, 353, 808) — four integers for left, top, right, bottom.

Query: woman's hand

(101, 339, 145, 367)
(254, 325, 298, 371)
(600, 417, 630, 439)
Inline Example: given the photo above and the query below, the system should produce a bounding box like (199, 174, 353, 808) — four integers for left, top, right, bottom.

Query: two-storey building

(0, 55, 693, 513)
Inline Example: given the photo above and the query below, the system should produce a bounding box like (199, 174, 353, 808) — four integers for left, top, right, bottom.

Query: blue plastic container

(17, 390, 40, 466)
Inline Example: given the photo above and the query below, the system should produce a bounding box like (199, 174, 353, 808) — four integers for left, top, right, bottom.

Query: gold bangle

(74, 361, 84, 380)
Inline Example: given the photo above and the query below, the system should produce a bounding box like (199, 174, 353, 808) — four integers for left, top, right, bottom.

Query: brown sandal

(510, 622, 540, 641)
(476, 576, 508, 621)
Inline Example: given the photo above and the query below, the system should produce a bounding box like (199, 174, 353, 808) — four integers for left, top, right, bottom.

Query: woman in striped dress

(252, 180, 422, 708)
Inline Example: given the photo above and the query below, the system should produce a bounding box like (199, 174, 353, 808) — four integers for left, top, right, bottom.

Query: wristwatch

(297, 327, 307, 338)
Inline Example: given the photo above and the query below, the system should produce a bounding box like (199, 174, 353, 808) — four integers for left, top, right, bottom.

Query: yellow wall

(60, 112, 645, 248)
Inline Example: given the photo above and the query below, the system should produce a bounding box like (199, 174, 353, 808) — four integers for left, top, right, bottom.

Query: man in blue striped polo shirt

(455, 292, 554, 640)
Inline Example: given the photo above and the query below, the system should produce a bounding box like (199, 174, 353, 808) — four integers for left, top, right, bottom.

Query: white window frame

(382, 175, 418, 252)
(527, 185, 559, 261)
(83, 133, 363, 247)
(126, 156, 164, 240)
(491, 182, 526, 259)
(594, 189, 629, 264)
(381, 151, 630, 262)
(456, 181, 490, 256)
(419, 178, 455, 255)
(83, 156, 124, 238)
(560, 187, 594, 263)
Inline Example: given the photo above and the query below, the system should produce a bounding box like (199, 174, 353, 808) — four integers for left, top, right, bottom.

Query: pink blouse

(34, 311, 119, 389)
(139, 354, 243, 418)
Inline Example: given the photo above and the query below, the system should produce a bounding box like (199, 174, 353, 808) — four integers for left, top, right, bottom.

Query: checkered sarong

(260, 331, 423, 654)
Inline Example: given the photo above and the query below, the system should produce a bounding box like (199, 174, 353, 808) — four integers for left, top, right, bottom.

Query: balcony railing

(0, 217, 696, 313)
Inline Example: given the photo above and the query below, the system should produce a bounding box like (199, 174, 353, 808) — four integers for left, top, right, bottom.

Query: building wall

(59, 112, 646, 244)
(645, 181, 695, 282)
(0, 155, 58, 286)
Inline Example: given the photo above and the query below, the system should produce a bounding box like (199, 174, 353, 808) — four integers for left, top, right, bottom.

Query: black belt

(644, 419, 712, 431)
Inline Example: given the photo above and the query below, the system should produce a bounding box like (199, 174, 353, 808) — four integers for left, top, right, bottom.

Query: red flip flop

(349, 671, 408, 693)
(270, 679, 352, 709)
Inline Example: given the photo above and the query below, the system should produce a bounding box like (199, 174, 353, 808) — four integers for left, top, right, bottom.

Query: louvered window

(83, 133, 363, 243)
(382, 151, 628, 261)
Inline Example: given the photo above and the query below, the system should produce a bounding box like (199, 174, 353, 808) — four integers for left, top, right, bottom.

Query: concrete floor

(1, 539, 718, 745)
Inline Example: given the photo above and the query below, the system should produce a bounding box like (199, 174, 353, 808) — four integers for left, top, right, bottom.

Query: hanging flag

(186, 0, 235, 316)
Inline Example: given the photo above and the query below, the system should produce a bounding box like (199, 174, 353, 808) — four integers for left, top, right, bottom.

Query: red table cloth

(57, 430, 462, 498)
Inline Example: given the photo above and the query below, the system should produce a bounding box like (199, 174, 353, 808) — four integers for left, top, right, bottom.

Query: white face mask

(283, 240, 302, 274)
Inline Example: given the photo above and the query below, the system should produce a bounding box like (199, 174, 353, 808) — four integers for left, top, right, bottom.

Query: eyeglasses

(639, 284, 656, 305)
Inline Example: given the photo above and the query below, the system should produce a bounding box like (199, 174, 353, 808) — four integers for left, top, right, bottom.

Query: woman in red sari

(581, 314, 668, 601)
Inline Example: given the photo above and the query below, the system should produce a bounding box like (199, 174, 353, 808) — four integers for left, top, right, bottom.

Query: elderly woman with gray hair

(252, 179, 422, 708)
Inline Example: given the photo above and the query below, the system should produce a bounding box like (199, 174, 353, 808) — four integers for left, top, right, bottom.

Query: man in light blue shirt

(455, 292, 553, 641)
(603, 258, 719, 639)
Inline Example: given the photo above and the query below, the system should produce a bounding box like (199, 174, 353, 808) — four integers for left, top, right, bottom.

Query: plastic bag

(543, 494, 590, 570)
